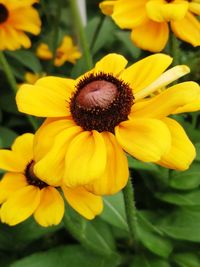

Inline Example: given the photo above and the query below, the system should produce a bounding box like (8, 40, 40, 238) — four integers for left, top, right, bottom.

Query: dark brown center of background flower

(70, 73, 134, 132)
(0, 4, 9, 24)
(25, 160, 48, 189)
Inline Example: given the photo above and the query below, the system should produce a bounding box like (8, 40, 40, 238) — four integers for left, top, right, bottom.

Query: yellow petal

(99, 1, 115, 15)
(34, 187, 64, 227)
(131, 19, 169, 52)
(11, 133, 34, 165)
(16, 77, 75, 117)
(0, 173, 27, 203)
(157, 118, 196, 170)
(112, 0, 148, 28)
(171, 12, 200, 46)
(62, 186, 103, 220)
(64, 131, 107, 187)
(173, 93, 200, 114)
(94, 53, 127, 76)
(120, 54, 172, 93)
(34, 126, 82, 186)
(146, 1, 188, 22)
(132, 82, 200, 118)
(86, 132, 129, 195)
(189, 2, 200, 15)
(36, 43, 53, 60)
(115, 118, 171, 162)
(34, 118, 76, 162)
(0, 150, 26, 172)
(135, 65, 190, 100)
(0, 186, 40, 226)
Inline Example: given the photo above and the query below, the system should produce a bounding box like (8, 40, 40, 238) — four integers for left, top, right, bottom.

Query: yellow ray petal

(171, 12, 200, 46)
(0, 173, 27, 203)
(0, 150, 26, 172)
(131, 19, 169, 52)
(34, 187, 64, 227)
(94, 53, 127, 76)
(0, 186, 40, 226)
(132, 82, 200, 118)
(112, 0, 148, 28)
(134, 65, 190, 100)
(34, 126, 82, 186)
(157, 118, 196, 170)
(64, 131, 107, 187)
(99, 1, 115, 15)
(173, 93, 200, 114)
(189, 2, 200, 15)
(115, 118, 171, 162)
(146, 1, 188, 22)
(16, 77, 75, 117)
(120, 53, 172, 94)
(11, 133, 34, 165)
(62, 186, 103, 220)
(86, 132, 129, 195)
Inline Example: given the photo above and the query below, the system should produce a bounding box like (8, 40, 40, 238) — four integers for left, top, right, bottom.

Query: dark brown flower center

(25, 160, 48, 189)
(165, 0, 174, 2)
(0, 4, 9, 24)
(70, 73, 134, 132)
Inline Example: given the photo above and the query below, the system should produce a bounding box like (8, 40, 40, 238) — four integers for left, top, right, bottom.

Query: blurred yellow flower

(0, 133, 103, 226)
(36, 35, 82, 66)
(100, 0, 200, 52)
(16, 53, 200, 195)
(0, 0, 41, 51)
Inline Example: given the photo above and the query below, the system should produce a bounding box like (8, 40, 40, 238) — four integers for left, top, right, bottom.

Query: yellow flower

(100, 0, 200, 52)
(0, 0, 41, 51)
(0, 133, 103, 226)
(16, 53, 200, 195)
(36, 35, 82, 67)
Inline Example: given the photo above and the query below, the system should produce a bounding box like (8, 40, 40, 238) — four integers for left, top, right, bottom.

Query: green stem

(0, 52, 38, 130)
(69, 0, 93, 69)
(123, 178, 139, 247)
(170, 34, 179, 66)
(63, 212, 115, 257)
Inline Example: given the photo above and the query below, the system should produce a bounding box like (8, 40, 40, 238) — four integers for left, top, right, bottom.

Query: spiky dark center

(25, 160, 48, 189)
(70, 73, 134, 132)
(0, 4, 9, 24)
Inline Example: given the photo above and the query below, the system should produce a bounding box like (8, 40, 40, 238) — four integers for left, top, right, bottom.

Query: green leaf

(169, 163, 200, 190)
(195, 143, 200, 162)
(156, 190, 200, 206)
(172, 253, 200, 267)
(100, 192, 128, 231)
(0, 218, 62, 251)
(6, 50, 42, 73)
(129, 255, 171, 267)
(137, 223, 173, 258)
(0, 92, 19, 114)
(0, 127, 18, 147)
(159, 207, 200, 242)
(10, 245, 120, 267)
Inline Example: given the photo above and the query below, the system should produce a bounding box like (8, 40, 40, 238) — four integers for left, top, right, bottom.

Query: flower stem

(63, 212, 116, 257)
(69, 0, 93, 70)
(170, 34, 180, 66)
(123, 178, 139, 248)
(0, 52, 38, 130)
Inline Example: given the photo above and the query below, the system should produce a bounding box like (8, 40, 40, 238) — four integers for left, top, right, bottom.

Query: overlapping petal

(85, 132, 129, 195)
(157, 118, 196, 170)
(16, 77, 75, 117)
(115, 118, 171, 162)
(0, 186, 40, 226)
(34, 187, 64, 227)
(62, 186, 103, 220)
(64, 131, 107, 187)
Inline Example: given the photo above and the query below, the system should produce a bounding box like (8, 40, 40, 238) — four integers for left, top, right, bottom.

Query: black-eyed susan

(16, 53, 200, 195)
(0, 0, 41, 51)
(0, 133, 103, 226)
(100, 0, 200, 52)
(36, 35, 82, 66)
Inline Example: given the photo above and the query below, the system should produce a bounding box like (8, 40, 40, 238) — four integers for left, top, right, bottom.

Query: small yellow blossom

(0, 0, 41, 51)
(0, 133, 103, 226)
(100, 0, 200, 52)
(36, 35, 82, 66)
